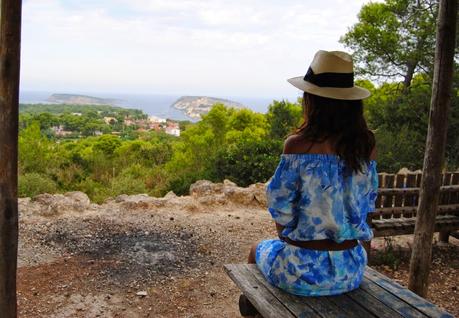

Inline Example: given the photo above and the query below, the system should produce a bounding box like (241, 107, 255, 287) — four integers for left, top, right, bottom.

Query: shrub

(110, 173, 148, 196)
(215, 138, 282, 187)
(19, 173, 58, 197)
(75, 178, 108, 204)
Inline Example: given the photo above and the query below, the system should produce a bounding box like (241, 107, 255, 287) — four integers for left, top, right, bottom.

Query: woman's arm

(275, 222, 285, 239)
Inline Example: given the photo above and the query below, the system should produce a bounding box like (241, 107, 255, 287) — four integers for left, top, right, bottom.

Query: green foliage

(19, 103, 146, 119)
(19, 173, 58, 197)
(364, 74, 459, 172)
(93, 135, 122, 156)
(75, 178, 109, 204)
(266, 100, 303, 139)
(165, 105, 271, 194)
(17, 87, 459, 201)
(340, 0, 437, 87)
(110, 165, 150, 196)
(373, 237, 403, 270)
(19, 103, 149, 140)
(19, 102, 289, 199)
(19, 122, 60, 174)
(215, 139, 283, 187)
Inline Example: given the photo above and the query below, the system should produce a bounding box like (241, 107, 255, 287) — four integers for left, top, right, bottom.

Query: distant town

(51, 113, 180, 138)
(19, 103, 183, 139)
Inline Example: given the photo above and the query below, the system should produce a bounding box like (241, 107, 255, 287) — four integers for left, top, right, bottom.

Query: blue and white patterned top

(267, 154, 378, 242)
(255, 154, 379, 296)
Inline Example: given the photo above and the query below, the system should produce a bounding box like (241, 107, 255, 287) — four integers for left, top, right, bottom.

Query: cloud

(21, 0, 372, 97)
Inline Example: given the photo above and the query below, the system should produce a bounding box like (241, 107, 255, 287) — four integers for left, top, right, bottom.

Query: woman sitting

(248, 50, 378, 298)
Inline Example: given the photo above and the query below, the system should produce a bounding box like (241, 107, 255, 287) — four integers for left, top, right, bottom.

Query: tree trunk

(402, 61, 417, 92)
(0, 0, 22, 316)
(407, 0, 458, 297)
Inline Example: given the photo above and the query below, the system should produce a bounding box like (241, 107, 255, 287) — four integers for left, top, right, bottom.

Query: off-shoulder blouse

(266, 153, 378, 243)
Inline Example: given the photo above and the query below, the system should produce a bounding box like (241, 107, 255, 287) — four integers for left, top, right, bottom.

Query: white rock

(136, 291, 147, 297)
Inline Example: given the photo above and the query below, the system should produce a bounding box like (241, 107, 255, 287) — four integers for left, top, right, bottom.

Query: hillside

(47, 94, 120, 105)
(171, 96, 246, 120)
(19, 103, 146, 118)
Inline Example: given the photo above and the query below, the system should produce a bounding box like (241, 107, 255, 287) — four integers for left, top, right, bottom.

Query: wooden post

(0, 0, 22, 316)
(407, 0, 457, 297)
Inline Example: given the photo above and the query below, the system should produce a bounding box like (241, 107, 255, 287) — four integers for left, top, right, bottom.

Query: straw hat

(287, 50, 371, 100)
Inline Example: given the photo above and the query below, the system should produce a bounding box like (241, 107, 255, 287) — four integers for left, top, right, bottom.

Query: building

(165, 122, 180, 136)
(148, 115, 166, 123)
(51, 125, 73, 137)
(148, 122, 162, 131)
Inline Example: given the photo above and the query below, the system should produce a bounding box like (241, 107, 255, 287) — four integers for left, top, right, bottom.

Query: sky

(21, 0, 374, 100)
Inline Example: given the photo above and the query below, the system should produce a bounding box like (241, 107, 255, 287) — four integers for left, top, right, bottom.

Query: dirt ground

(17, 195, 459, 317)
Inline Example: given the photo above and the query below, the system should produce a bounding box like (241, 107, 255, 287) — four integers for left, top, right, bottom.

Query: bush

(75, 178, 109, 204)
(110, 170, 149, 196)
(215, 138, 283, 187)
(166, 171, 208, 196)
(19, 173, 58, 197)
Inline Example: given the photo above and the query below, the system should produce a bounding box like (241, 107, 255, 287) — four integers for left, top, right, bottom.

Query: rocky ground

(17, 180, 459, 317)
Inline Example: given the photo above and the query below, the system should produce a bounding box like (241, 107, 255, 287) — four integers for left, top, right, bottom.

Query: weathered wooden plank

(374, 174, 384, 217)
(372, 215, 459, 237)
(365, 267, 454, 318)
(404, 174, 417, 218)
(224, 264, 296, 318)
(359, 279, 426, 318)
(382, 175, 395, 219)
(375, 204, 459, 217)
(346, 285, 404, 318)
(226, 264, 454, 318)
(376, 185, 459, 196)
(440, 173, 452, 206)
(449, 173, 459, 204)
(247, 264, 320, 318)
(294, 295, 349, 318)
(325, 292, 379, 318)
(393, 174, 406, 219)
(439, 174, 453, 241)
(251, 264, 377, 318)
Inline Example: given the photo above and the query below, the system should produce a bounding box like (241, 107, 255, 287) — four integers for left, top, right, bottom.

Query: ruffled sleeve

(367, 161, 379, 212)
(266, 156, 300, 226)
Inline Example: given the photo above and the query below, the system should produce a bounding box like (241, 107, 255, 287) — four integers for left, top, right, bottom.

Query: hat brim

(287, 76, 371, 100)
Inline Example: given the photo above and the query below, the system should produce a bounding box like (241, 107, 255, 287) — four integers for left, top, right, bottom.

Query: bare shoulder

(283, 134, 312, 154)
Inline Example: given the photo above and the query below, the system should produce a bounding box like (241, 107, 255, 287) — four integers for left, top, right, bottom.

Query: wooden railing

(370, 172, 459, 239)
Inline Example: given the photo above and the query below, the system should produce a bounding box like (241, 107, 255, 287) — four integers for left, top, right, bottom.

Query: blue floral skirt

(255, 239, 367, 296)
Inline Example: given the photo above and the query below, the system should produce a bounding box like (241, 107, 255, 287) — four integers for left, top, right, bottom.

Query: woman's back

(251, 50, 378, 297)
(267, 151, 378, 242)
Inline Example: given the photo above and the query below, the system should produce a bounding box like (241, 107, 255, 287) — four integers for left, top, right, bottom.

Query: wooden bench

(225, 264, 454, 318)
(370, 172, 459, 243)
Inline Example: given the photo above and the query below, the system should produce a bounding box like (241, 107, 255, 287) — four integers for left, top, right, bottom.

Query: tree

(407, 0, 457, 297)
(18, 122, 57, 174)
(201, 103, 233, 145)
(266, 100, 303, 139)
(92, 134, 122, 156)
(341, 0, 437, 90)
(215, 138, 282, 187)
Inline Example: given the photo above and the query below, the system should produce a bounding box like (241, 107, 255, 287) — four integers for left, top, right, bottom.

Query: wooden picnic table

(224, 264, 454, 318)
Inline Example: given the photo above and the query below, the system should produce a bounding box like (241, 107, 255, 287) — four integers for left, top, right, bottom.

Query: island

(171, 96, 245, 120)
(47, 93, 120, 105)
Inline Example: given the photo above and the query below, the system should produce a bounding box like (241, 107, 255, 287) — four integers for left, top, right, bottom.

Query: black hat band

(303, 67, 354, 88)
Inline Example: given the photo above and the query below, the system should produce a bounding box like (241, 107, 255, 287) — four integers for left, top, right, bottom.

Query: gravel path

(17, 190, 459, 317)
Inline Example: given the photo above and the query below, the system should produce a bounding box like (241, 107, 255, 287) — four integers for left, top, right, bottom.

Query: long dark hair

(296, 92, 375, 172)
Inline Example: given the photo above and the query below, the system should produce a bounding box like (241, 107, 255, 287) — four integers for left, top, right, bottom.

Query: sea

(19, 90, 285, 121)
